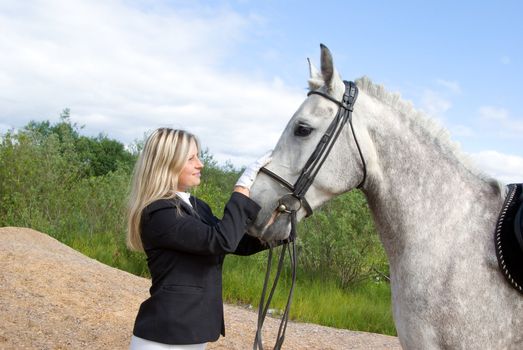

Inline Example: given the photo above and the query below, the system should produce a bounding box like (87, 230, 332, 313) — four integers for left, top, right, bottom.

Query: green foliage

(0, 115, 394, 335)
(22, 109, 136, 177)
(195, 149, 240, 215)
(298, 191, 389, 288)
(75, 135, 135, 176)
(223, 252, 395, 335)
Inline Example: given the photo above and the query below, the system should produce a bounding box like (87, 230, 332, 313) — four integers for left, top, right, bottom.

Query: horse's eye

(294, 124, 313, 137)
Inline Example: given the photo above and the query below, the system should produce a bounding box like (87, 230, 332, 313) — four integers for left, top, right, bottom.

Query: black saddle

(495, 183, 523, 294)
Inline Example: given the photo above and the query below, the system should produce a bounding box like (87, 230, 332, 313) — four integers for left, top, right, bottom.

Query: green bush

(298, 191, 389, 288)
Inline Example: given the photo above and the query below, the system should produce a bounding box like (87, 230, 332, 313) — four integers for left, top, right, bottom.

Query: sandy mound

(0, 227, 400, 349)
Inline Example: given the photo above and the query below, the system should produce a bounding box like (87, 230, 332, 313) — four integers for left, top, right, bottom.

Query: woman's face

(177, 139, 204, 191)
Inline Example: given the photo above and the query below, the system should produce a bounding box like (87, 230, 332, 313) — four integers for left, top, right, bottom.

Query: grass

(222, 249, 396, 336)
(59, 230, 150, 278)
(45, 230, 396, 336)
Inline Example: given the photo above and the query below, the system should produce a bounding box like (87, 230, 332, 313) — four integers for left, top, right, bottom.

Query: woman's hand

(234, 151, 272, 197)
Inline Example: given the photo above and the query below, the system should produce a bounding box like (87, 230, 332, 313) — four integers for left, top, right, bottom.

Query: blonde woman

(127, 128, 271, 350)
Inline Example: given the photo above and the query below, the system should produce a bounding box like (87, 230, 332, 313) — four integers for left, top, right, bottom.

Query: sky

(1, 0, 522, 183)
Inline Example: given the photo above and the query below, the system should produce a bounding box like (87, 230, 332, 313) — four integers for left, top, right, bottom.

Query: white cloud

(479, 106, 510, 121)
(478, 106, 523, 135)
(471, 150, 523, 184)
(436, 79, 461, 94)
(0, 0, 304, 167)
(420, 89, 452, 117)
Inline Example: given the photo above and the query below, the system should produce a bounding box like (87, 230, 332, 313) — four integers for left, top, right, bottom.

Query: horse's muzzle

(249, 208, 292, 242)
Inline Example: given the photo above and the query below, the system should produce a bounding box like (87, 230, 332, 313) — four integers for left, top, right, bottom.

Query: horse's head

(249, 44, 367, 242)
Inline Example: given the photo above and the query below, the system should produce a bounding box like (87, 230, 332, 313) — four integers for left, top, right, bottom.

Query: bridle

(260, 80, 366, 218)
(253, 80, 366, 350)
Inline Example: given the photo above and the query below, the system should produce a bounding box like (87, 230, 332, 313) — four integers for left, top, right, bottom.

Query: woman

(127, 128, 271, 349)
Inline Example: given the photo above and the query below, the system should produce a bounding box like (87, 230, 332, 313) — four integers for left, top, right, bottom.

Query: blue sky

(1, 0, 522, 182)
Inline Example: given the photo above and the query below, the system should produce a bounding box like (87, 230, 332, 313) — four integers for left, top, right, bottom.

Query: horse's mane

(355, 76, 502, 188)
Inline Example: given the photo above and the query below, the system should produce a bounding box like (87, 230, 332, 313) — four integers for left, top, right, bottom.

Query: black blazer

(132, 192, 267, 345)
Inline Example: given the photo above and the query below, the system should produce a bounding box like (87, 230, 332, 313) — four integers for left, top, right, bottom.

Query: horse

(248, 44, 523, 349)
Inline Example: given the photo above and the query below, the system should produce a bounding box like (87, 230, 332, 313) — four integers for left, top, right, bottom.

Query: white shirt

(176, 192, 192, 208)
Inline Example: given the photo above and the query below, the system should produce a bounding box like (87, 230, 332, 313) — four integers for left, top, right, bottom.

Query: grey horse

(248, 45, 523, 349)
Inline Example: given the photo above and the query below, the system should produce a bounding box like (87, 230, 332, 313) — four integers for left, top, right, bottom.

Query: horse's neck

(360, 98, 503, 263)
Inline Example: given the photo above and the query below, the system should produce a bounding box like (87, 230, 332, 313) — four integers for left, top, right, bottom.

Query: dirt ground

(0, 227, 401, 349)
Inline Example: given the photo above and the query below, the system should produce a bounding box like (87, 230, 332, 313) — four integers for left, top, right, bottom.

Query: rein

(253, 215, 297, 350)
(253, 81, 364, 349)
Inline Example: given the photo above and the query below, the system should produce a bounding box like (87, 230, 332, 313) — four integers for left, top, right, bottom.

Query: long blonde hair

(127, 128, 200, 252)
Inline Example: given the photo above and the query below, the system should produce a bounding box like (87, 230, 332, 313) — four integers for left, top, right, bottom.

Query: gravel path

(0, 227, 401, 349)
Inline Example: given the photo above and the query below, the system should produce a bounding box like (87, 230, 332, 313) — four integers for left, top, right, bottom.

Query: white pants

(129, 335, 206, 350)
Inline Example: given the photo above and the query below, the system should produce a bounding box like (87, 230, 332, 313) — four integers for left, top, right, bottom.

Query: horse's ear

(307, 58, 323, 90)
(320, 43, 344, 93)
(320, 44, 334, 84)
